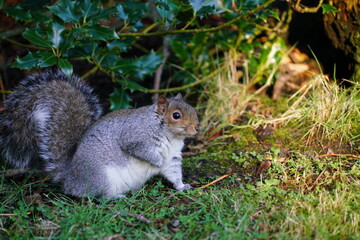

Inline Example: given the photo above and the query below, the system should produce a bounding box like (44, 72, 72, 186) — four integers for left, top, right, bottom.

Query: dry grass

(199, 49, 250, 133)
(280, 76, 360, 145)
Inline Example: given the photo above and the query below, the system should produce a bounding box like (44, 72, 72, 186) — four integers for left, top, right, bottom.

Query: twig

(290, 0, 324, 13)
(80, 66, 98, 79)
(124, 212, 151, 224)
(310, 167, 327, 190)
(317, 154, 360, 159)
(153, 38, 170, 99)
(0, 28, 25, 39)
(4, 38, 48, 50)
(198, 173, 232, 189)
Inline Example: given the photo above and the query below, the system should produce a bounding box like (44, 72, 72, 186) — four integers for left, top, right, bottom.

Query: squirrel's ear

(156, 95, 169, 115)
(175, 93, 182, 99)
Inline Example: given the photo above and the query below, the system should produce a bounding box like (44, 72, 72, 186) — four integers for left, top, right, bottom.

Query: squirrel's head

(156, 94, 200, 137)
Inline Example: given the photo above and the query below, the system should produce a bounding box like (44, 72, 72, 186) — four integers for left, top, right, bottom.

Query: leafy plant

(1, 0, 281, 108)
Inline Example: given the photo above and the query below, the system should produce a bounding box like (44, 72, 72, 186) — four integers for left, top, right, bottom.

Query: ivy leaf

(23, 28, 51, 48)
(109, 88, 132, 110)
(58, 58, 73, 76)
(13, 53, 38, 69)
(133, 51, 162, 78)
(37, 51, 57, 67)
(322, 4, 338, 15)
(48, 0, 80, 23)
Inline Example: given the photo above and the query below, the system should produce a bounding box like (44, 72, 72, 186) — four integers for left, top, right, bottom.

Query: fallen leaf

(257, 161, 272, 175)
(25, 193, 43, 207)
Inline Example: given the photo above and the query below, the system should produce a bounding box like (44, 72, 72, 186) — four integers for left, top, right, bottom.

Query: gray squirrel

(0, 69, 200, 199)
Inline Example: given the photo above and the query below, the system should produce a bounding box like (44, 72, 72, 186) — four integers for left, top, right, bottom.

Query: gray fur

(0, 69, 102, 171)
(0, 70, 199, 199)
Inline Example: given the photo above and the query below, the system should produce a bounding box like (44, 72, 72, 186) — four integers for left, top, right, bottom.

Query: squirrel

(0, 69, 200, 199)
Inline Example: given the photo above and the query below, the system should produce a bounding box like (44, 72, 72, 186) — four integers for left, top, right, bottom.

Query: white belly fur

(106, 157, 160, 197)
(105, 136, 184, 198)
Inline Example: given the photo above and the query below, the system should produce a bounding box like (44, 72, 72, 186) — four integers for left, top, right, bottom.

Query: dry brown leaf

(257, 161, 272, 175)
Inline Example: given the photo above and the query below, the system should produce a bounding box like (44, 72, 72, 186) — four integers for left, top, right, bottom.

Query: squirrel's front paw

(175, 183, 193, 192)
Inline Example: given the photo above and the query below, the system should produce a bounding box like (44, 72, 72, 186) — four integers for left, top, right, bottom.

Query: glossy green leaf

(112, 58, 138, 74)
(322, 4, 338, 15)
(268, 10, 280, 21)
(109, 88, 132, 110)
(117, 79, 148, 92)
(21, 0, 51, 10)
(171, 40, 190, 61)
(85, 25, 119, 41)
(190, 0, 203, 12)
(48, 0, 80, 23)
(58, 58, 73, 76)
(197, 5, 217, 18)
(23, 28, 51, 48)
(107, 39, 134, 53)
(13, 53, 38, 69)
(37, 51, 57, 67)
(5, 6, 32, 22)
(133, 51, 163, 78)
(121, 2, 148, 23)
(83, 0, 116, 22)
(81, 0, 98, 19)
(50, 22, 66, 49)
(115, 4, 128, 20)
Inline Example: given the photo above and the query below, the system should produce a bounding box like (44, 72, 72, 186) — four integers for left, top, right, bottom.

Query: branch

(3, 38, 48, 50)
(290, 0, 324, 13)
(153, 38, 170, 99)
(117, 0, 276, 38)
(0, 28, 25, 39)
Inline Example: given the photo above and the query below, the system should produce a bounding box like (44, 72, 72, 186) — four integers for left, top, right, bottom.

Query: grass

(1, 49, 359, 239)
(1, 147, 359, 239)
(280, 76, 360, 146)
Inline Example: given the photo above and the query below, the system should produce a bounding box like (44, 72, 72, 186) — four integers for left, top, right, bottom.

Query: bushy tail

(0, 69, 102, 180)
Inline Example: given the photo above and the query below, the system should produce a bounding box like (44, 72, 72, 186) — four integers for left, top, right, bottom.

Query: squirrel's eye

(172, 111, 181, 120)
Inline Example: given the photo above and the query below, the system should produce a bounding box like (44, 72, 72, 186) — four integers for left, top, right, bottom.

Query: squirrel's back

(0, 69, 102, 176)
